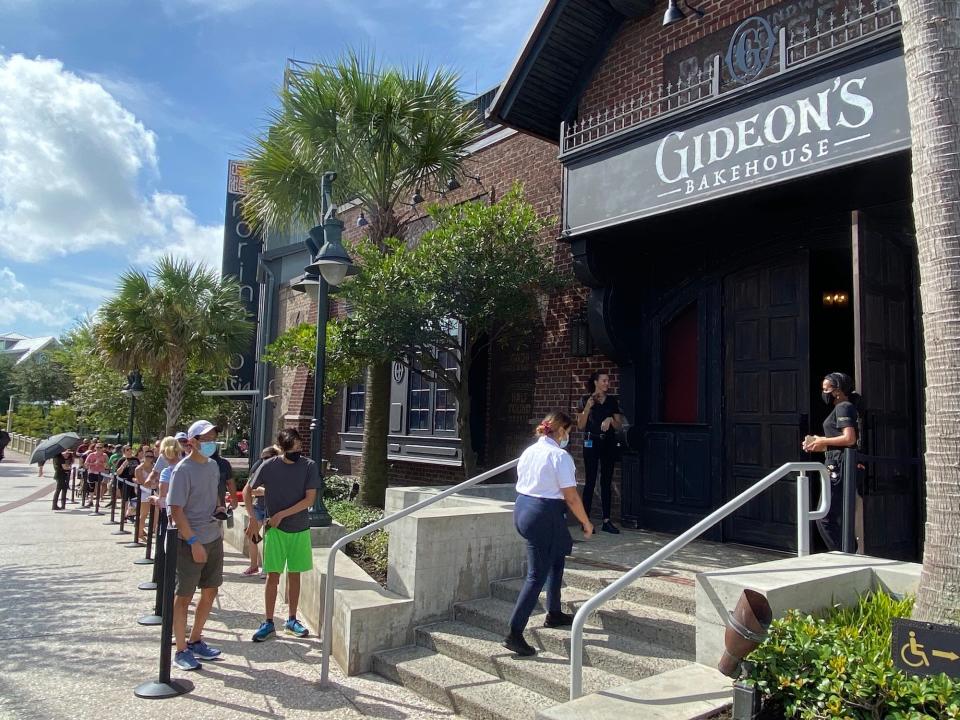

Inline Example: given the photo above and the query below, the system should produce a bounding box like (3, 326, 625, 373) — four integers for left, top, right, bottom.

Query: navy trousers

(508, 494, 573, 636)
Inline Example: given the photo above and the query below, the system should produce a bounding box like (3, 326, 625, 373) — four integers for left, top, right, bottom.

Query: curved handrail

(320, 457, 520, 686)
(569, 461, 831, 700)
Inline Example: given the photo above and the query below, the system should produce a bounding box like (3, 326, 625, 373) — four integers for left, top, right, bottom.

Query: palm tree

(243, 49, 483, 507)
(95, 257, 253, 435)
(900, 0, 960, 626)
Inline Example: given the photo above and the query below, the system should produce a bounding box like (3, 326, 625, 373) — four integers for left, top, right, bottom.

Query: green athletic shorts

(262, 526, 313, 574)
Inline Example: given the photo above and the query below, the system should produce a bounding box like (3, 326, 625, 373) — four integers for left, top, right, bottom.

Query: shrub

(323, 474, 356, 503)
(746, 592, 960, 719)
(327, 499, 387, 580)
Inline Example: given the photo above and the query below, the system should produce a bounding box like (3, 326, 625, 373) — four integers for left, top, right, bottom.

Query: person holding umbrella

(52, 451, 72, 510)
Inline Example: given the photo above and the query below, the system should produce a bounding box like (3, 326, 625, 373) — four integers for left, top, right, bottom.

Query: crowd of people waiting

(46, 421, 322, 673)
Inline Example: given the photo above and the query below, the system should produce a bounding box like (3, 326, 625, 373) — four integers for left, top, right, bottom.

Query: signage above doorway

(563, 51, 910, 237)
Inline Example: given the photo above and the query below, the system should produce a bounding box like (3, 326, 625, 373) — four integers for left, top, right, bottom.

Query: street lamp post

(292, 172, 358, 528)
(122, 370, 145, 445)
(5, 395, 13, 434)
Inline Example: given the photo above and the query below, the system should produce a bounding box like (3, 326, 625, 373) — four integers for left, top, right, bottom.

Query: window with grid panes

(433, 349, 458, 432)
(408, 362, 432, 431)
(345, 384, 365, 431)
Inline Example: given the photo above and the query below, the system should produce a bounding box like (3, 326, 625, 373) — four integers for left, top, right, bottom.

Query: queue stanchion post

(112, 479, 131, 536)
(103, 475, 117, 523)
(135, 496, 156, 565)
(139, 507, 165, 592)
(125, 488, 144, 548)
(135, 526, 191, 698)
(68, 467, 78, 504)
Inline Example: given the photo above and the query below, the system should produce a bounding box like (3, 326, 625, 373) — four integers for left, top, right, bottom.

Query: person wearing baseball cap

(166, 419, 224, 671)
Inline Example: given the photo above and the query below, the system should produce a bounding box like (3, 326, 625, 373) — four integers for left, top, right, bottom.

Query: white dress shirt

(515, 436, 577, 500)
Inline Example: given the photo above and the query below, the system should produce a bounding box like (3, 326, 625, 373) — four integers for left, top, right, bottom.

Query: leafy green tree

(336, 185, 562, 478)
(10, 354, 72, 404)
(243, 49, 483, 507)
(0, 354, 14, 415)
(94, 257, 253, 435)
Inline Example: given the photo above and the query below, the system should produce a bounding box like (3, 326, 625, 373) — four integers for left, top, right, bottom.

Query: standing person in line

(244, 428, 321, 641)
(242, 445, 280, 577)
(116, 445, 140, 521)
(37, 459, 45, 477)
(576, 370, 624, 534)
(133, 448, 156, 543)
(0, 428, 9, 462)
(210, 446, 238, 521)
(106, 444, 123, 505)
(802, 372, 861, 551)
(51, 450, 72, 511)
(81, 442, 108, 507)
(166, 420, 225, 671)
(503, 412, 593, 657)
(148, 436, 180, 521)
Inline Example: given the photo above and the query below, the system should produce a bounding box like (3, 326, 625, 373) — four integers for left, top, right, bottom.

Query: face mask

(559, 436, 569, 449)
(285, 451, 302, 462)
(198, 441, 218, 457)
(822, 391, 834, 405)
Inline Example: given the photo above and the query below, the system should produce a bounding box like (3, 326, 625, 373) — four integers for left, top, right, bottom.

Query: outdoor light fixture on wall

(356, 211, 369, 228)
(411, 188, 425, 205)
(822, 291, 850, 307)
(570, 312, 592, 358)
(446, 176, 462, 192)
(663, 0, 705, 25)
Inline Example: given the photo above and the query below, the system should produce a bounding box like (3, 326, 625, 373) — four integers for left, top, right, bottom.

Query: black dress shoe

(544, 611, 574, 628)
(601, 520, 621, 534)
(502, 632, 537, 656)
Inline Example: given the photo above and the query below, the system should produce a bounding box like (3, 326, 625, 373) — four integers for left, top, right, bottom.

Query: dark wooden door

(852, 210, 920, 560)
(723, 254, 810, 551)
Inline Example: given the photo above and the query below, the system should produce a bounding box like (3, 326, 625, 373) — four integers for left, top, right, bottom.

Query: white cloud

(49, 278, 114, 302)
(136, 193, 224, 271)
(0, 266, 82, 328)
(0, 54, 223, 268)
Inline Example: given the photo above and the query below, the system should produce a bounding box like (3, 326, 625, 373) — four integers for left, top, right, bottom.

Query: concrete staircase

(372, 562, 704, 720)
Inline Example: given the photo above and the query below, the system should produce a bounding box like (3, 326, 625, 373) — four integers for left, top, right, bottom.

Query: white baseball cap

(186, 420, 218, 439)
(174, 431, 187, 441)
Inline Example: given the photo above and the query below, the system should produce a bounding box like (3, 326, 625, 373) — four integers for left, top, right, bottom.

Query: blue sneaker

(284, 618, 309, 638)
(187, 639, 221, 660)
(174, 649, 201, 671)
(252, 620, 275, 642)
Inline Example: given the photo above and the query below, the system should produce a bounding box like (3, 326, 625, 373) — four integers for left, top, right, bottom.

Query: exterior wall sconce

(822, 291, 850, 307)
(570, 312, 592, 357)
(411, 189, 425, 205)
(356, 211, 369, 227)
(663, 0, 705, 26)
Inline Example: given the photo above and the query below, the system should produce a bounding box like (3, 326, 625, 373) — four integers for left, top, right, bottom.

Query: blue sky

(0, 0, 542, 338)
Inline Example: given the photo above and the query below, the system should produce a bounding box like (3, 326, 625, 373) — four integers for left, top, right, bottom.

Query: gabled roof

(488, 0, 652, 142)
(0, 335, 58, 365)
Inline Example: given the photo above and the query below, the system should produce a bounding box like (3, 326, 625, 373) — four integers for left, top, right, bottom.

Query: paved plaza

(0, 457, 456, 720)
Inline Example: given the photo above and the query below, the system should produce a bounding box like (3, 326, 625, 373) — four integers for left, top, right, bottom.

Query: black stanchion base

(138, 582, 158, 591)
(100, 517, 115, 522)
(134, 557, 154, 566)
(124, 541, 143, 549)
(112, 529, 131, 535)
(134, 680, 192, 699)
(138, 614, 163, 626)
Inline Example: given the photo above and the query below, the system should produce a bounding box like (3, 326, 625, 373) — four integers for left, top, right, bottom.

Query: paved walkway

(0, 460, 456, 720)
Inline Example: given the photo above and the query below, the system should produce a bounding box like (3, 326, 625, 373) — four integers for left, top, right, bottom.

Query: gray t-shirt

(167, 455, 221, 544)
(249, 455, 321, 533)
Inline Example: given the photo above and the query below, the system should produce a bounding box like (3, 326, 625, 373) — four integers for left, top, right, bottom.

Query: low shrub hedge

(327, 499, 387, 581)
(746, 592, 960, 719)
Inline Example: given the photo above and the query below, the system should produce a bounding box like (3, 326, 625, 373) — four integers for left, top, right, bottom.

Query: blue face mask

(199, 441, 218, 458)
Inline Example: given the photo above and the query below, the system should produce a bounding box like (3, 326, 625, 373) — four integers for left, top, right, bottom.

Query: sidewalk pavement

(0, 460, 457, 720)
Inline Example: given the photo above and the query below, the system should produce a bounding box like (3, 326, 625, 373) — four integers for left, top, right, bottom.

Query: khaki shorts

(176, 537, 224, 597)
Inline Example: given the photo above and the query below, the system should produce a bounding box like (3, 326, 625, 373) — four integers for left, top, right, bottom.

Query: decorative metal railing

(561, 0, 901, 153)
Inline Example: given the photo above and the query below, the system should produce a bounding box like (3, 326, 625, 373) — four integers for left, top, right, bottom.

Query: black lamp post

(292, 172, 358, 528)
(122, 370, 145, 445)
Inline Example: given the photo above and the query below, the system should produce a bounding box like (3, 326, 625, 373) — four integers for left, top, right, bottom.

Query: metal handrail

(320, 457, 520, 686)
(568, 461, 831, 700)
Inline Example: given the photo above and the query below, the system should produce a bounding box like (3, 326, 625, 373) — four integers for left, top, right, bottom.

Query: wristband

(186, 535, 198, 546)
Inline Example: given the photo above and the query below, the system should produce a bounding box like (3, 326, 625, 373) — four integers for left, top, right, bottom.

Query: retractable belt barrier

(105, 475, 118, 525)
(112, 477, 135, 536)
(135, 497, 156, 566)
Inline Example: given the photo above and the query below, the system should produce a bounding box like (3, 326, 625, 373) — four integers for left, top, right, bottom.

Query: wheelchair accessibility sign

(893, 618, 960, 679)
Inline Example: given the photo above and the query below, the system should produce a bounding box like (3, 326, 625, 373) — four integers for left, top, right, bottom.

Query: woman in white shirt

(504, 411, 593, 657)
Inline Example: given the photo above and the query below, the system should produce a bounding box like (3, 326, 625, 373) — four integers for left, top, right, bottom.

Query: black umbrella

(29, 432, 81, 464)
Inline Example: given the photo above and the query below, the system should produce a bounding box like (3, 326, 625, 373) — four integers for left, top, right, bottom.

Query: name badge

(584, 439, 594, 449)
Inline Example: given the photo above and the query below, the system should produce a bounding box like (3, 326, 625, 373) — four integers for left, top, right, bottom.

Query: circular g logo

(726, 16, 776, 84)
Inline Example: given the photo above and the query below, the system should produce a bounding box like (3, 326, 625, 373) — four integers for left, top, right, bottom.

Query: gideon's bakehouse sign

(563, 52, 910, 236)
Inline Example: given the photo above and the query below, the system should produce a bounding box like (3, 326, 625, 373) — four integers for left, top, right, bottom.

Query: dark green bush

(327, 499, 387, 579)
(747, 592, 960, 719)
(323, 474, 355, 502)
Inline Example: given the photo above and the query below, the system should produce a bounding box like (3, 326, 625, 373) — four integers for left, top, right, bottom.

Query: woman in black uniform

(577, 371, 624, 534)
(802, 371, 860, 551)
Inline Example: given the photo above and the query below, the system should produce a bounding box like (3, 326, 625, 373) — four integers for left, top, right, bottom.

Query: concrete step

(453, 596, 692, 681)
(415, 619, 631, 703)
(536, 663, 733, 720)
(487, 578, 696, 653)
(561, 564, 697, 617)
(373, 644, 555, 720)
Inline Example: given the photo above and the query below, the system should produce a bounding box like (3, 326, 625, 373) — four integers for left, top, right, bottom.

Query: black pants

(52, 477, 69, 509)
(816, 479, 850, 552)
(583, 440, 616, 520)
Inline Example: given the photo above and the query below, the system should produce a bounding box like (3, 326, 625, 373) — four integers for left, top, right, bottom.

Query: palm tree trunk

(358, 359, 392, 507)
(900, 0, 960, 626)
(164, 356, 189, 436)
